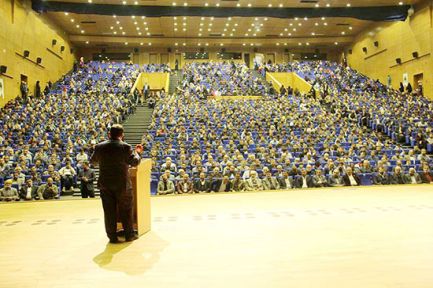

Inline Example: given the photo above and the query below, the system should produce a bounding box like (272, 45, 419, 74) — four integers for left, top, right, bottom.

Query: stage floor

(1, 185, 433, 288)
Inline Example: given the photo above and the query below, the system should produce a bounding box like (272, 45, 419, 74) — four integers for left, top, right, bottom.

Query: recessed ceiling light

(64, 12, 69, 15)
(172, 2, 176, 6)
(182, 43, 186, 46)
(207, 28, 211, 31)
(198, 33, 202, 36)
(341, 31, 346, 35)
(321, 17, 326, 20)
(315, 22, 319, 26)
(398, 1, 403, 5)
(184, 2, 187, 6)
(146, 32, 150, 35)
(88, 0, 92, 3)
(140, 42, 144, 45)
(293, 28, 296, 31)
(294, 17, 298, 21)
(268, 4, 272, 7)
(234, 23, 238, 26)
(76, 24, 80, 28)
(222, 33, 225, 36)
(326, 3, 330, 7)
(349, 26, 353, 30)
(138, 32, 142, 35)
(304, 17, 308, 20)
(247, 3, 252, 7)
(122, 32, 126, 35)
(119, 27, 123, 30)
(85, 41, 89, 44)
(175, 42, 178, 46)
(206, 43, 209, 46)
(174, 17, 177, 20)
(113, 31, 117, 34)
(276, 43, 280, 46)
(136, 27, 140, 30)
(81, 30, 85, 33)
(250, 43, 253, 46)
(346, 3, 351, 7)
(311, 32, 315, 35)
(324, 22, 328, 26)
(264, 18, 268, 21)
(148, 43, 152, 46)
(183, 22, 187, 26)
(315, 3, 319, 7)
(132, 15, 135, 19)
(141, 16, 145, 19)
(236, 3, 240, 6)
(116, 21, 120, 24)
(306, 42, 310, 45)
(335, 42, 339, 45)
(174, 28, 178, 31)
(284, 43, 287, 46)
(110, 26, 114, 29)
(253, 33, 257, 36)
(205, 3, 209, 6)
(220, 43, 224, 46)
(122, 1, 126, 4)
(113, 15, 116, 18)
(211, 17, 214, 20)
(243, 43, 246, 46)
(134, 21, 138, 25)
(216, 3, 220, 7)
(183, 28, 186, 31)
(288, 33, 291, 36)
(279, 3, 283, 7)
(70, 19, 74, 22)
(245, 33, 249, 36)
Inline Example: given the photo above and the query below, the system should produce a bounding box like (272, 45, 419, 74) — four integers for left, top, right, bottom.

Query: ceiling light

(174, 28, 178, 31)
(306, 42, 310, 46)
(205, 3, 209, 6)
(304, 17, 308, 20)
(311, 32, 315, 35)
(85, 41, 89, 44)
(172, 2, 176, 6)
(243, 43, 246, 46)
(70, 19, 74, 22)
(279, 4, 283, 7)
(182, 43, 186, 46)
(199, 28, 202, 31)
(248, 3, 252, 7)
(346, 3, 351, 7)
(119, 27, 123, 30)
(76, 24, 80, 28)
(183, 28, 186, 31)
(132, 15, 135, 19)
(200, 23, 203, 26)
(255, 17, 258, 21)
(264, 18, 268, 21)
(234, 23, 238, 26)
(289, 23, 293, 26)
(88, 0, 92, 3)
(207, 28, 211, 31)
(341, 31, 346, 35)
(201, 17, 205, 20)
(293, 28, 296, 31)
(113, 31, 117, 34)
(122, 1, 126, 4)
(228, 17, 232, 21)
(136, 27, 140, 30)
(81, 30, 85, 33)
(116, 21, 120, 24)
(211, 17, 214, 20)
(268, 4, 272, 7)
(138, 32, 142, 35)
(315, 22, 319, 26)
(288, 33, 291, 36)
(398, 1, 403, 5)
(250, 43, 254, 46)
(122, 32, 126, 35)
(298, 23, 302, 26)
(324, 22, 328, 26)
(148, 43, 152, 46)
(245, 33, 249, 36)
(224, 28, 227, 31)
(284, 28, 288, 31)
(125, 42, 129, 45)
(174, 23, 178, 26)
(326, 3, 330, 7)
(140, 42, 143, 45)
(175, 42, 178, 46)
(335, 42, 339, 45)
(253, 33, 257, 36)
(315, 3, 319, 7)
(64, 12, 69, 15)
(216, 3, 220, 6)
(183, 17, 186, 20)
(184, 2, 187, 6)
(183, 22, 187, 26)
(349, 26, 353, 30)
(321, 17, 326, 20)
(284, 43, 287, 46)
(174, 17, 177, 20)
(222, 33, 225, 36)
(220, 43, 224, 46)
(236, 3, 240, 6)
(146, 32, 150, 35)
(206, 43, 209, 46)
(198, 33, 202, 36)
(276, 43, 279, 46)
(145, 27, 149, 30)
(134, 21, 138, 25)
(298, 43, 302, 46)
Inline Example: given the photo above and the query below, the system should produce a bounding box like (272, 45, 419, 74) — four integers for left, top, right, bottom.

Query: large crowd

(181, 62, 268, 97)
(0, 61, 141, 201)
(1, 60, 432, 200)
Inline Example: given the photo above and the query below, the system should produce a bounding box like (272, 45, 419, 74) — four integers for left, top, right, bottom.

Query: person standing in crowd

(90, 124, 142, 243)
(20, 80, 28, 102)
(35, 81, 41, 98)
(79, 161, 95, 198)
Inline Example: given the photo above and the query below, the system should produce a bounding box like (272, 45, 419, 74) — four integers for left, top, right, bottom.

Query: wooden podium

(117, 159, 152, 237)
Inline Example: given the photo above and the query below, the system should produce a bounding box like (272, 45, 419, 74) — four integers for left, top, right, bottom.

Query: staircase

(169, 70, 183, 94)
(72, 104, 154, 198)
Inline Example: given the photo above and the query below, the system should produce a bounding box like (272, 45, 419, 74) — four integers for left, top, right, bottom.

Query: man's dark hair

(109, 124, 124, 140)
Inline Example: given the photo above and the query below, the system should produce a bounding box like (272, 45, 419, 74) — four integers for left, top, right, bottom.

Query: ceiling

(40, 0, 418, 49)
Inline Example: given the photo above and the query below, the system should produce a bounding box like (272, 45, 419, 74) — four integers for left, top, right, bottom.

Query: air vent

(336, 23, 350, 26)
(300, 0, 318, 3)
(210, 33, 222, 37)
(151, 34, 164, 37)
(81, 21, 96, 24)
(266, 34, 278, 37)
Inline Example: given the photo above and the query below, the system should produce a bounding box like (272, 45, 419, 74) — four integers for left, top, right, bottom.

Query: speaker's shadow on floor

(93, 231, 169, 275)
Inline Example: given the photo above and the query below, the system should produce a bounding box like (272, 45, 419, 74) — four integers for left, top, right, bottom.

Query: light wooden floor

(1, 185, 433, 288)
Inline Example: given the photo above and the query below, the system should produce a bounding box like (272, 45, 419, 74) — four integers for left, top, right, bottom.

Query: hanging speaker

(60, 46, 65, 52)
(374, 41, 379, 47)
(0, 65, 7, 74)
(199, 47, 205, 53)
(52, 39, 57, 46)
(284, 48, 289, 53)
(70, 48, 75, 54)
(24, 50, 30, 57)
(253, 47, 258, 53)
(362, 47, 367, 53)
(396, 58, 401, 64)
(133, 48, 139, 53)
(348, 49, 353, 54)
(412, 51, 419, 58)
(168, 47, 172, 53)
(36, 57, 42, 64)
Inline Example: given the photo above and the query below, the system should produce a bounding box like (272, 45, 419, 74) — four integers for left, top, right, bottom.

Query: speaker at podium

(117, 159, 152, 237)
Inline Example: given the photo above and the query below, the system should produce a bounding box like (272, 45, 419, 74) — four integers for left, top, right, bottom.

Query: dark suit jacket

(19, 185, 40, 200)
(90, 139, 141, 191)
(294, 175, 314, 188)
(373, 173, 390, 185)
(79, 168, 96, 191)
(214, 180, 232, 192)
(193, 179, 210, 192)
(343, 174, 360, 186)
(278, 177, 294, 189)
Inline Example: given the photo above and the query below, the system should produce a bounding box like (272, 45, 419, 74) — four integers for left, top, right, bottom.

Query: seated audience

(19, 179, 41, 200)
(176, 174, 193, 194)
(37, 178, 58, 200)
(407, 168, 422, 184)
(245, 171, 263, 191)
(193, 172, 211, 193)
(157, 174, 175, 195)
(263, 171, 280, 190)
(373, 167, 390, 185)
(0, 179, 20, 201)
(343, 167, 360, 186)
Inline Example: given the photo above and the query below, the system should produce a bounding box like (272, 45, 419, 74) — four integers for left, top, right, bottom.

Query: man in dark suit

(373, 167, 390, 185)
(193, 172, 210, 193)
(90, 124, 142, 243)
(342, 167, 360, 186)
(19, 179, 41, 200)
(79, 161, 95, 198)
(294, 169, 314, 189)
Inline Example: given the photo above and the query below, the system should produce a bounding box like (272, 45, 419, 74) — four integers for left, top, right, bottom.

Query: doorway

(149, 53, 158, 64)
(160, 53, 169, 65)
(266, 53, 275, 65)
(175, 53, 182, 69)
(244, 53, 250, 68)
(413, 73, 423, 93)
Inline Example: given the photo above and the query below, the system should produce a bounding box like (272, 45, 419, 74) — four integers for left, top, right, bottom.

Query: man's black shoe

(109, 238, 121, 244)
(125, 235, 138, 242)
